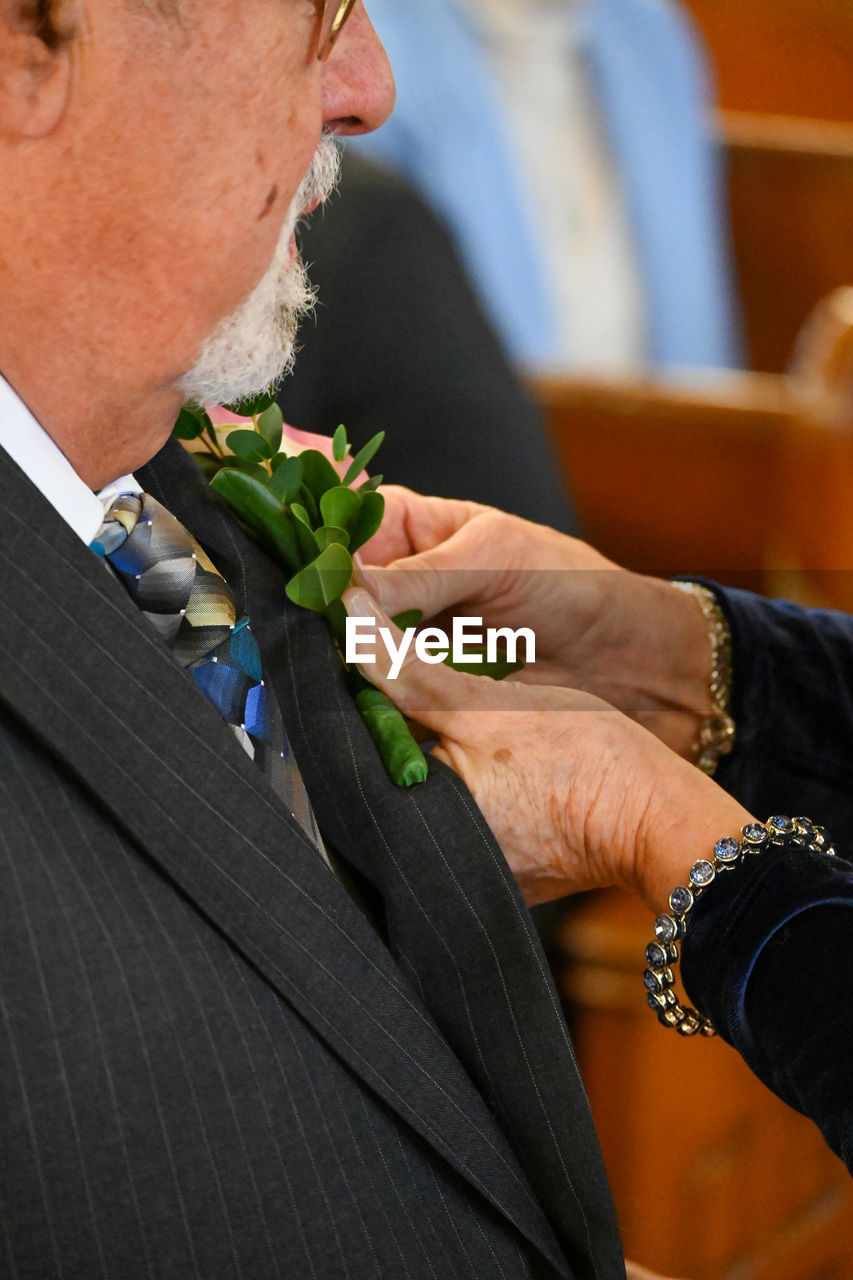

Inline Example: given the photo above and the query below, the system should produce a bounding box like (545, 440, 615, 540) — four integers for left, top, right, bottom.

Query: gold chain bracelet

(670, 580, 735, 776)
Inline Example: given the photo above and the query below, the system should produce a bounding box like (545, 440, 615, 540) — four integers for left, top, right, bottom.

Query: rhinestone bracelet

(670, 580, 735, 776)
(643, 816, 836, 1037)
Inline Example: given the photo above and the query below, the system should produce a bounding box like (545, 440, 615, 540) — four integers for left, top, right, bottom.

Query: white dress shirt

(0, 374, 138, 542)
(461, 0, 646, 371)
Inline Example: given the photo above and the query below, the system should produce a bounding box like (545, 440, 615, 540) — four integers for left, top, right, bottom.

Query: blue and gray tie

(91, 491, 323, 849)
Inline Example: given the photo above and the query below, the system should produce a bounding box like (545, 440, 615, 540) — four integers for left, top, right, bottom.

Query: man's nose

(321, 2, 396, 136)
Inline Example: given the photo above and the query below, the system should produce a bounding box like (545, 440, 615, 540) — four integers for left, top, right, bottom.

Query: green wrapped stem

(354, 687, 429, 788)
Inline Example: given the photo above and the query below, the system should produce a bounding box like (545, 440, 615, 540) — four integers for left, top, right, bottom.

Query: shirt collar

(0, 374, 139, 545)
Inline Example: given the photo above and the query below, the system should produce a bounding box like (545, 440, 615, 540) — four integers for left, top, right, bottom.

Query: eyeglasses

(312, 0, 358, 62)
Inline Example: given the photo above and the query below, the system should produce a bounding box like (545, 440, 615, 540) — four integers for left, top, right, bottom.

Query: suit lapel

(263, 601, 626, 1280)
(0, 445, 571, 1279)
(143, 441, 625, 1280)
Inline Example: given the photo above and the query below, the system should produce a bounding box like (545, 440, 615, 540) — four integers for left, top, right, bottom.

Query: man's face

(60, 0, 392, 403)
(178, 132, 341, 408)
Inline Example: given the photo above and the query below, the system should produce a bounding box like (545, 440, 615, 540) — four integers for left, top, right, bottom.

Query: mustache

(292, 133, 342, 218)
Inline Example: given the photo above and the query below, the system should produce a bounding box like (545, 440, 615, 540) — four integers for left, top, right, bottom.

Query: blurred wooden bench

(530, 117, 853, 584)
(722, 111, 853, 372)
(533, 286, 853, 608)
(536, 294, 853, 1275)
(556, 889, 853, 1280)
(683, 0, 853, 122)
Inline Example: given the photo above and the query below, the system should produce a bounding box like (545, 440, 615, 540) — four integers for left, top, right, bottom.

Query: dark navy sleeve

(710, 584, 853, 830)
(680, 845, 853, 1171)
(677, 585, 853, 1171)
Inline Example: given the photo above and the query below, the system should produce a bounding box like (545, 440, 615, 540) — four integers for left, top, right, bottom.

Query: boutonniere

(174, 394, 524, 786)
(173, 392, 430, 786)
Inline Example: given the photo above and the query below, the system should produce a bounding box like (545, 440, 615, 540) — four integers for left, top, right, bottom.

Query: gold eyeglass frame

(314, 0, 357, 62)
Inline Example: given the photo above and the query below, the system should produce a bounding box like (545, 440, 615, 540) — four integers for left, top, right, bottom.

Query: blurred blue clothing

(354, 0, 741, 370)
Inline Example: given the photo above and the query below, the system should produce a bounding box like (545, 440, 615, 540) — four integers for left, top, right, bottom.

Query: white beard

(177, 135, 340, 407)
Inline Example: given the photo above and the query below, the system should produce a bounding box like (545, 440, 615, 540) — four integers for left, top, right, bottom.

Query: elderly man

(0, 3, 675, 1278)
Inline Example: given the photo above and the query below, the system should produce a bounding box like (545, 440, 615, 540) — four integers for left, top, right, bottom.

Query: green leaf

(343, 431, 385, 487)
(224, 389, 276, 418)
(234, 460, 270, 483)
(325, 596, 345, 640)
(358, 474, 384, 493)
(297, 484, 320, 526)
(300, 448, 342, 500)
(349, 490, 385, 553)
(290, 504, 320, 560)
(268, 454, 303, 503)
(225, 428, 274, 464)
(315, 525, 350, 550)
(391, 609, 423, 630)
(332, 424, 348, 463)
(172, 405, 207, 440)
(209, 469, 301, 573)
(285, 543, 354, 613)
(319, 485, 362, 534)
(295, 526, 320, 561)
(257, 403, 284, 454)
(325, 597, 347, 642)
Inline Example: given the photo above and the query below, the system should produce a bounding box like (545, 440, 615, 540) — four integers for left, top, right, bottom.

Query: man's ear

(0, 0, 74, 140)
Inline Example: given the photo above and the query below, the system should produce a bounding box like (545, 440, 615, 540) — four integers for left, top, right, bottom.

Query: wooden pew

(682, 0, 853, 123)
(534, 296, 853, 1276)
(533, 287, 853, 605)
(722, 112, 853, 373)
(556, 890, 853, 1280)
(535, 367, 789, 592)
(775, 287, 853, 609)
(600, 103, 853, 571)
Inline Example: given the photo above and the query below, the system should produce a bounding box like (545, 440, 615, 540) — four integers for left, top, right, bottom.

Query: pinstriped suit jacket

(0, 439, 625, 1280)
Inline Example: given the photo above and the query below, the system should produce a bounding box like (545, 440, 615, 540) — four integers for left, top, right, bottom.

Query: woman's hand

(361, 487, 717, 759)
(343, 589, 753, 912)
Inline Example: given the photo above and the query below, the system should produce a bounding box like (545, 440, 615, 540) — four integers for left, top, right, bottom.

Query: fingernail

(351, 561, 380, 597)
(344, 587, 379, 618)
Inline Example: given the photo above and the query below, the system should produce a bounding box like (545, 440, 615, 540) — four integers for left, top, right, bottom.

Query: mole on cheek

(492, 748, 513, 765)
(257, 185, 279, 220)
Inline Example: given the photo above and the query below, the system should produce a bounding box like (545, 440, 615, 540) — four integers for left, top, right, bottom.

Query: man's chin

(176, 244, 312, 406)
(177, 325, 296, 410)
(176, 135, 339, 407)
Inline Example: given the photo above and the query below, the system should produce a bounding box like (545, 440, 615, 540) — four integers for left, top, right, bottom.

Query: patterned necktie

(90, 491, 323, 849)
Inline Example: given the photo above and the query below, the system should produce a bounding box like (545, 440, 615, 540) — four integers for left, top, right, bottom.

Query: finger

(359, 485, 484, 567)
(353, 560, 484, 623)
(356, 490, 416, 565)
(360, 522, 505, 621)
(343, 587, 504, 736)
